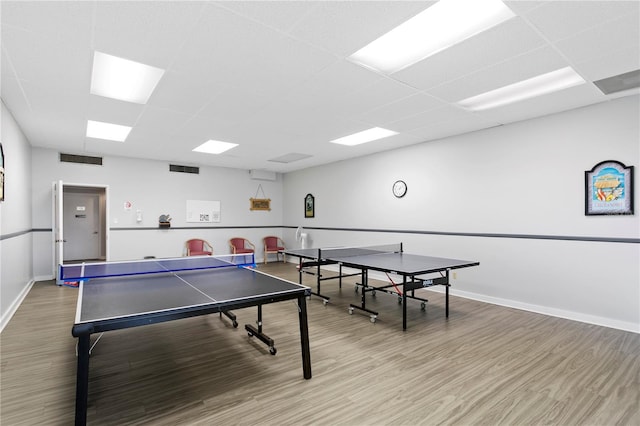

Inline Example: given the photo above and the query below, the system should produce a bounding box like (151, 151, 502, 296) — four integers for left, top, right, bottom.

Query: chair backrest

(229, 237, 254, 253)
(263, 236, 283, 249)
(186, 239, 212, 256)
(229, 238, 245, 250)
(187, 239, 205, 252)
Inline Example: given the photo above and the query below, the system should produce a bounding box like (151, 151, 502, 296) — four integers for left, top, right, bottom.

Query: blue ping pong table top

(61, 255, 255, 281)
(72, 261, 309, 324)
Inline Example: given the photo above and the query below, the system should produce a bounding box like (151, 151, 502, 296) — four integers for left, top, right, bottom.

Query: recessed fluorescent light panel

(193, 140, 239, 155)
(329, 127, 398, 146)
(457, 67, 586, 111)
(349, 0, 515, 74)
(90, 51, 165, 104)
(86, 120, 132, 142)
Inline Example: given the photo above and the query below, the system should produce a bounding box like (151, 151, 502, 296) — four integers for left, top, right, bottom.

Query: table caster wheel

(370, 315, 377, 323)
(421, 302, 426, 311)
(355, 285, 359, 293)
(323, 299, 329, 306)
(371, 290, 376, 297)
(348, 307, 354, 315)
(247, 331, 254, 337)
(269, 346, 277, 355)
(398, 296, 402, 304)
(232, 320, 239, 328)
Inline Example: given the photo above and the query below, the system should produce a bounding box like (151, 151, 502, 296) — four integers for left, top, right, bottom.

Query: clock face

(393, 180, 407, 198)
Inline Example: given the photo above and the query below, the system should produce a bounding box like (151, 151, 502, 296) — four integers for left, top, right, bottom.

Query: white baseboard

(0, 279, 35, 333)
(297, 262, 640, 334)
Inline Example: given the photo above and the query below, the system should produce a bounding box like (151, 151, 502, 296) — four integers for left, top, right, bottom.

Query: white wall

(0, 100, 34, 331)
(31, 149, 284, 276)
(282, 95, 640, 332)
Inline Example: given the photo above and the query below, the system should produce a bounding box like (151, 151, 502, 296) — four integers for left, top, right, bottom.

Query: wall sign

(186, 200, 221, 222)
(585, 160, 634, 215)
(305, 193, 315, 218)
(250, 184, 271, 211)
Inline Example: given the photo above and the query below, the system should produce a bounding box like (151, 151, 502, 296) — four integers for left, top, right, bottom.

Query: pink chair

(185, 239, 213, 256)
(229, 238, 255, 255)
(263, 236, 285, 264)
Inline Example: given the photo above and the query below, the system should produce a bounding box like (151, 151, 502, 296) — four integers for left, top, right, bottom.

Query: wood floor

(1, 262, 639, 425)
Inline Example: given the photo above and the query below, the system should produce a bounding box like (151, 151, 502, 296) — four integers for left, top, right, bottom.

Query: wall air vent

(169, 164, 199, 174)
(59, 153, 103, 165)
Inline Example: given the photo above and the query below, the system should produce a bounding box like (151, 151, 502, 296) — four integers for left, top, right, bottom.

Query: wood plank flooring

(1, 262, 639, 425)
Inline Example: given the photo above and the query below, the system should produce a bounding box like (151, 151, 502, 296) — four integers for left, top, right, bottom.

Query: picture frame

(304, 193, 314, 218)
(250, 198, 271, 211)
(0, 143, 4, 202)
(585, 160, 634, 215)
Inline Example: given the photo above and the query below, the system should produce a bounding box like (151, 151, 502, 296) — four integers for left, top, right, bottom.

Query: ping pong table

(283, 243, 479, 330)
(62, 255, 312, 426)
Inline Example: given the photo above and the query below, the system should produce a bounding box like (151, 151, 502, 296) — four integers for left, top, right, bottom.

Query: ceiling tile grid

(0, 1, 638, 172)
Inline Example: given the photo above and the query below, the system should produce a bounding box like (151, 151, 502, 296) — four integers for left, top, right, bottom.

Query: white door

(63, 192, 101, 261)
(54, 180, 64, 281)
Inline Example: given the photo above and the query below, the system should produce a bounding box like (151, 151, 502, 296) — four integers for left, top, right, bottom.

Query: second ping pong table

(61, 255, 312, 426)
(283, 243, 479, 329)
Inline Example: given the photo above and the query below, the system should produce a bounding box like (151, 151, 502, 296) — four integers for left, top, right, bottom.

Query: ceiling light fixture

(193, 140, 239, 155)
(90, 51, 165, 104)
(86, 120, 132, 142)
(329, 127, 398, 146)
(457, 67, 586, 111)
(349, 0, 515, 74)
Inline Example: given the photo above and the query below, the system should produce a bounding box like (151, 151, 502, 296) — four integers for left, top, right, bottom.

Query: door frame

(53, 181, 110, 281)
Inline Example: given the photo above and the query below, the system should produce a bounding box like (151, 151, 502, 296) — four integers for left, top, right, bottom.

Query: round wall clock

(392, 180, 407, 198)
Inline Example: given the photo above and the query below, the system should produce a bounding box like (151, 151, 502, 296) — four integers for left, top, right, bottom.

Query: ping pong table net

(59, 253, 256, 282)
(317, 243, 402, 259)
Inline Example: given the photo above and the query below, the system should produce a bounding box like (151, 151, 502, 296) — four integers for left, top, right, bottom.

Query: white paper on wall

(186, 200, 220, 223)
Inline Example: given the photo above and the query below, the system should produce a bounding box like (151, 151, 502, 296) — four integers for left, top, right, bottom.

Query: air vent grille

(60, 153, 103, 165)
(170, 164, 199, 174)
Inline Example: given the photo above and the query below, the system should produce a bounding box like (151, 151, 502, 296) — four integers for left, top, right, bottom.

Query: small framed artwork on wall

(304, 193, 314, 218)
(585, 160, 634, 215)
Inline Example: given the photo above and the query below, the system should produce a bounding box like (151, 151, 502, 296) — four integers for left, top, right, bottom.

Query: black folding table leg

(245, 305, 277, 355)
(75, 334, 90, 426)
(297, 295, 312, 379)
(445, 270, 450, 317)
(402, 276, 408, 330)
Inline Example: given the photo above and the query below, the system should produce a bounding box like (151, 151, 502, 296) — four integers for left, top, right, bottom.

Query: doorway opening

(54, 182, 108, 280)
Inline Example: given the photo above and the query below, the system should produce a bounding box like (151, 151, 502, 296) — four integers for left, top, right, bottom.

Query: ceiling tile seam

(161, 2, 210, 73)
(516, 12, 613, 95)
(213, 1, 319, 37)
(0, 44, 34, 113)
(210, 0, 344, 67)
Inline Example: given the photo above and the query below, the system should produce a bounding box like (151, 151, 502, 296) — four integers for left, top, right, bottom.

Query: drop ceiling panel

(427, 46, 570, 103)
(472, 84, 604, 124)
(394, 17, 547, 91)
(553, 14, 640, 65)
(357, 93, 445, 126)
(289, 1, 434, 56)
(93, 1, 204, 68)
(0, 1, 94, 42)
(148, 70, 226, 116)
(575, 46, 640, 82)
(523, 0, 640, 42)
(386, 105, 475, 133)
(215, 1, 319, 33)
(86, 96, 144, 127)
